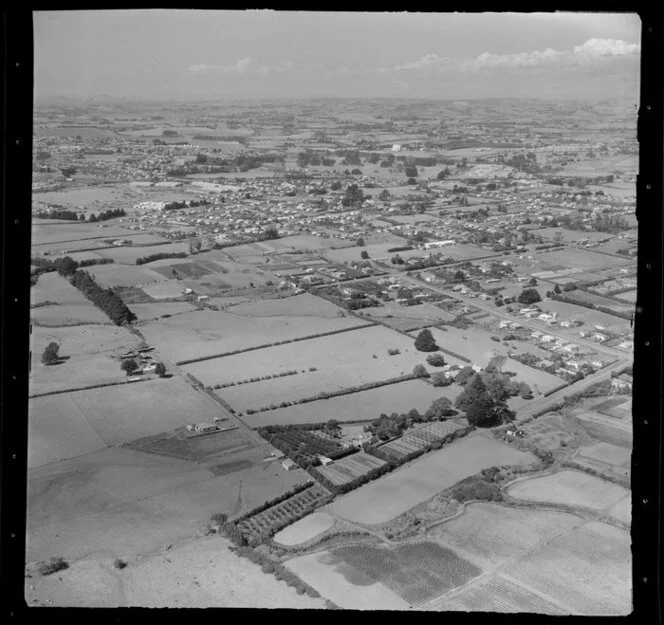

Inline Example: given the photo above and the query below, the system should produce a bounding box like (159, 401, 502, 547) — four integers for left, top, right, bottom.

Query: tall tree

(414, 329, 439, 352)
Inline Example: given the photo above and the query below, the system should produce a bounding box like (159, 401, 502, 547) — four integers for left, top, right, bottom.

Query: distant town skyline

(34, 11, 641, 101)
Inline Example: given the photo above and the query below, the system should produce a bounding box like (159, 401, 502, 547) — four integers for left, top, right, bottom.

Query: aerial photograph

(27, 10, 638, 613)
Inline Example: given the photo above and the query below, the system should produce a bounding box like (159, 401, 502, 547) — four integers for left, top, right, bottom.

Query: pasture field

(183, 324, 423, 390)
(31, 272, 102, 309)
(273, 512, 335, 546)
(28, 394, 108, 469)
(64, 376, 224, 445)
(129, 301, 197, 321)
(125, 427, 255, 464)
(506, 469, 628, 511)
(31, 222, 136, 246)
(504, 522, 631, 615)
(364, 302, 456, 329)
(30, 324, 140, 395)
(535, 248, 632, 272)
(333, 541, 482, 606)
(316, 452, 387, 486)
(614, 289, 637, 303)
(592, 396, 632, 419)
(86, 264, 166, 288)
(322, 243, 433, 263)
(431, 502, 583, 568)
(140, 305, 367, 363)
(31, 304, 111, 327)
(574, 411, 632, 448)
(236, 483, 330, 539)
(561, 289, 633, 315)
(226, 292, 347, 318)
(433, 573, 570, 614)
(531, 228, 611, 243)
(573, 442, 631, 481)
(607, 495, 631, 525)
(285, 550, 410, 610)
(140, 281, 186, 299)
(96, 242, 191, 263)
(330, 435, 535, 525)
(239, 380, 456, 427)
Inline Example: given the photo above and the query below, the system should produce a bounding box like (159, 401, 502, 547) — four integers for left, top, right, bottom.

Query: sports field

(330, 435, 535, 524)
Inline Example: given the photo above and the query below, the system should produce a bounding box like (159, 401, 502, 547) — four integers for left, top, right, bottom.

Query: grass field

(28, 394, 108, 469)
(125, 427, 254, 463)
(31, 304, 112, 327)
(431, 502, 584, 568)
(330, 434, 535, 525)
(273, 512, 335, 546)
(285, 550, 410, 610)
(239, 379, 456, 427)
(333, 541, 482, 606)
(574, 411, 632, 448)
(96, 242, 191, 264)
(506, 469, 628, 511)
(183, 324, 425, 393)
(30, 324, 140, 395)
(520, 414, 589, 451)
(86, 264, 166, 288)
(574, 442, 630, 481)
(316, 452, 387, 486)
(139, 303, 366, 363)
(140, 281, 186, 299)
(129, 301, 197, 321)
(63, 376, 224, 446)
(438, 573, 570, 614)
(536, 248, 632, 273)
(504, 521, 631, 615)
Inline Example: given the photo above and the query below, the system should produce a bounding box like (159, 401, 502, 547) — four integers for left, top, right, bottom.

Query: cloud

(393, 53, 450, 72)
(189, 59, 317, 76)
(460, 38, 639, 72)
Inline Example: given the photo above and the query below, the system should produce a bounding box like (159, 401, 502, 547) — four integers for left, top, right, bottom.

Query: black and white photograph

(22, 9, 644, 614)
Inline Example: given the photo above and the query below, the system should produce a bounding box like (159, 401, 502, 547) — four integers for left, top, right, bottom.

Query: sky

(34, 11, 641, 101)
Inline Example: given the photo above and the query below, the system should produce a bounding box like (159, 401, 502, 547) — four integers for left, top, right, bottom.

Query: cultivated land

(330, 434, 535, 524)
(273, 512, 335, 546)
(506, 469, 629, 512)
(239, 379, 455, 427)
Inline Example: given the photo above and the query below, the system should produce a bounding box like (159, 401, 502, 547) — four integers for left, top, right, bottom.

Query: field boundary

(175, 322, 377, 365)
(29, 376, 153, 399)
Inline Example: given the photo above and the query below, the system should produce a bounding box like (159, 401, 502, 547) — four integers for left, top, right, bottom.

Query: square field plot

(60, 376, 224, 446)
(332, 542, 482, 606)
(505, 522, 631, 615)
(28, 394, 107, 469)
(535, 248, 632, 273)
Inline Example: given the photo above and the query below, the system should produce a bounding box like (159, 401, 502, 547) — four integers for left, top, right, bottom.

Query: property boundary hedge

(437, 346, 472, 363)
(136, 251, 188, 265)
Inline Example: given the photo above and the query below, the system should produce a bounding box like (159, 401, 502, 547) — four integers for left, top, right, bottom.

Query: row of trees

(53, 258, 136, 325)
(135, 252, 188, 265)
(35, 208, 127, 222)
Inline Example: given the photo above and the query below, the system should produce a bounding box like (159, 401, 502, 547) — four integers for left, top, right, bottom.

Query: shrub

(449, 475, 502, 503)
(414, 329, 438, 352)
(387, 348, 401, 356)
(426, 353, 446, 367)
(113, 558, 128, 570)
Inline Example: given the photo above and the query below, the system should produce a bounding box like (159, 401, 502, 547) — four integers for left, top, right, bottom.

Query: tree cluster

(67, 269, 136, 325)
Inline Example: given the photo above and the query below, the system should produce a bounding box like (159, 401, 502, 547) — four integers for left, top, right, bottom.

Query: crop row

(213, 369, 305, 390)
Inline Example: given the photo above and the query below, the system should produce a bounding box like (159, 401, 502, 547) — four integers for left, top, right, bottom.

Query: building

(194, 422, 218, 433)
(318, 456, 334, 466)
(282, 459, 298, 471)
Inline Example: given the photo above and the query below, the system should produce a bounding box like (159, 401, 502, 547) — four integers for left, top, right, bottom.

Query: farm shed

(282, 459, 298, 471)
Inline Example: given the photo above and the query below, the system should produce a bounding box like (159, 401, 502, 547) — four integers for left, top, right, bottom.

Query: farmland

(285, 550, 411, 610)
(57, 376, 224, 446)
(437, 573, 570, 614)
(332, 541, 482, 605)
(506, 469, 629, 512)
(573, 442, 630, 481)
(316, 452, 387, 486)
(273, 512, 335, 546)
(184, 325, 428, 399)
(535, 248, 632, 273)
(503, 522, 631, 615)
(378, 420, 468, 461)
(237, 379, 454, 427)
(30, 324, 140, 395)
(139, 301, 366, 363)
(330, 434, 535, 524)
(236, 483, 331, 541)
